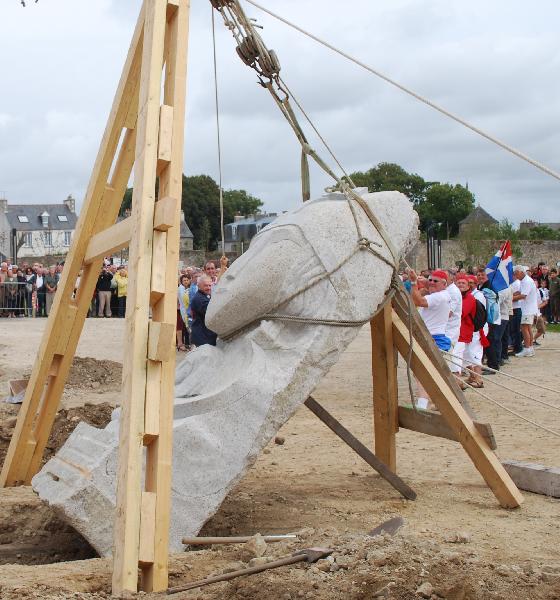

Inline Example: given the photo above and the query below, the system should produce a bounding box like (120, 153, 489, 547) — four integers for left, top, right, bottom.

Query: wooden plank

(140, 0, 190, 592)
(305, 397, 416, 500)
(391, 287, 477, 419)
(149, 230, 168, 306)
(153, 195, 178, 231)
(398, 406, 497, 450)
(370, 302, 398, 471)
(84, 218, 132, 264)
(0, 2, 144, 488)
(147, 321, 175, 362)
(391, 312, 523, 508)
(112, 0, 169, 594)
(157, 104, 173, 172)
(501, 460, 560, 498)
(144, 360, 161, 443)
(138, 491, 157, 565)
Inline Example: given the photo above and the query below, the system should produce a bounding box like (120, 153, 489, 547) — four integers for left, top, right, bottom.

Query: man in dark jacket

(97, 267, 113, 317)
(190, 275, 217, 347)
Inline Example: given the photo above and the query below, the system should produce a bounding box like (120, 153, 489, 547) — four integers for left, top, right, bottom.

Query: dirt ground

(0, 319, 559, 599)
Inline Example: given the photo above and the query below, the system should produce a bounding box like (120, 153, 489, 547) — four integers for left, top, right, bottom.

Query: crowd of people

(403, 262, 558, 409)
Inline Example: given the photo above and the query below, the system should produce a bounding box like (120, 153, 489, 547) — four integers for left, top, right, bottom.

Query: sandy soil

(0, 318, 558, 599)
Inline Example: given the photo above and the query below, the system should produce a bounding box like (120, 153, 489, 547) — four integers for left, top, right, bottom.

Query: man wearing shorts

(408, 269, 451, 408)
(512, 265, 538, 358)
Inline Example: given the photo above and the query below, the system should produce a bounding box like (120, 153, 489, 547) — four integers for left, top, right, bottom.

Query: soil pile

(0, 402, 113, 468)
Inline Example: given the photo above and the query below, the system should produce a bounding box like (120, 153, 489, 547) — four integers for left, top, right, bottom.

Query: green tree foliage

(121, 176, 265, 250)
(222, 189, 263, 223)
(347, 162, 430, 206)
(417, 183, 475, 237)
(518, 224, 560, 241)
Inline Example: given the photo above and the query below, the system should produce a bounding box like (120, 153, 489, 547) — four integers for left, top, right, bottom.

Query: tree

(181, 175, 221, 250)
(417, 183, 475, 237)
(222, 189, 263, 224)
(347, 162, 430, 206)
(519, 224, 559, 241)
(120, 187, 133, 216)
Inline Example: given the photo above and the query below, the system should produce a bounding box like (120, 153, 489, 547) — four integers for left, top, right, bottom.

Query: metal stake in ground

(167, 547, 333, 594)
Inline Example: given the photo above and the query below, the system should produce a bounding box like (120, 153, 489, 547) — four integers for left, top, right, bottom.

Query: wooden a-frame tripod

(0, 0, 522, 595)
(1, 0, 189, 594)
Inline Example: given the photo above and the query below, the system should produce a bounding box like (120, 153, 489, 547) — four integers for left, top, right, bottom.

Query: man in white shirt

(512, 265, 538, 357)
(408, 269, 452, 409)
(445, 271, 462, 348)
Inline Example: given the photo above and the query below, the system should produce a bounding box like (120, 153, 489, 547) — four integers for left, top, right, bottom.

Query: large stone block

(32, 190, 418, 556)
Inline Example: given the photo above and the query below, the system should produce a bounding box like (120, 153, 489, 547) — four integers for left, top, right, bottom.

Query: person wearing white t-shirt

(510, 277, 523, 354)
(408, 269, 452, 409)
(445, 272, 462, 347)
(512, 266, 537, 357)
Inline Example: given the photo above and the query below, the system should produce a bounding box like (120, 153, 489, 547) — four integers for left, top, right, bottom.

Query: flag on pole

(485, 241, 514, 292)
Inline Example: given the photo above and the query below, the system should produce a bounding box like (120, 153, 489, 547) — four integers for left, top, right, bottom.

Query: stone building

(458, 205, 498, 235)
(223, 212, 278, 253)
(519, 220, 560, 232)
(0, 195, 78, 262)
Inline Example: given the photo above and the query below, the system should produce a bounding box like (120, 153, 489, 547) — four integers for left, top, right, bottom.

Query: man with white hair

(190, 274, 217, 347)
(512, 265, 538, 357)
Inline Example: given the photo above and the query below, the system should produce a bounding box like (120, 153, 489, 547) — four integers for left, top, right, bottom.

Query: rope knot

(357, 237, 371, 250)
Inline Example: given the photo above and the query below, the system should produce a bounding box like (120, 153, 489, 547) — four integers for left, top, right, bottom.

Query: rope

(440, 348, 560, 396)
(278, 76, 356, 187)
(441, 352, 560, 412)
(461, 377, 560, 440)
(244, 0, 560, 185)
(211, 7, 226, 255)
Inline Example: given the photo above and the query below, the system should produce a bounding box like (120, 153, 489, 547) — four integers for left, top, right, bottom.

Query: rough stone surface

(32, 190, 418, 556)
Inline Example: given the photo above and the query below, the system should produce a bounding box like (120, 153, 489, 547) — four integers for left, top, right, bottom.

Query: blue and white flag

(485, 241, 514, 292)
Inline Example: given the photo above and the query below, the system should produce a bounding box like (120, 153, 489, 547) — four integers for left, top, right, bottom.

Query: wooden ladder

(0, 0, 190, 594)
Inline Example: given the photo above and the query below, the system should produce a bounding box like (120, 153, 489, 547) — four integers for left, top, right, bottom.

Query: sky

(0, 0, 559, 226)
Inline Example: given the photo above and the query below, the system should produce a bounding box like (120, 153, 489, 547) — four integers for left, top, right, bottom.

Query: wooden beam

(391, 311, 523, 508)
(138, 491, 157, 566)
(149, 230, 168, 306)
(84, 218, 132, 264)
(156, 104, 173, 172)
(502, 460, 560, 498)
(370, 302, 398, 471)
(391, 287, 477, 419)
(305, 396, 416, 500)
(398, 406, 497, 450)
(140, 0, 190, 592)
(147, 321, 175, 362)
(112, 0, 169, 594)
(153, 195, 178, 231)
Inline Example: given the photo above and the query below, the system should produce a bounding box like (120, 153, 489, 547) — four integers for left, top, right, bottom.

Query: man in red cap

(408, 268, 452, 409)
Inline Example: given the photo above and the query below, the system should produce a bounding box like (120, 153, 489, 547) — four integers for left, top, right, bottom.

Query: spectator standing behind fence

(16, 268, 26, 317)
(0, 262, 7, 315)
(97, 267, 113, 317)
(549, 268, 560, 324)
(512, 265, 538, 358)
(24, 267, 36, 317)
(36, 268, 46, 317)
(113, 267, 128, 318)
(4, 269, 18, 318)
(44, 266, 58, 316)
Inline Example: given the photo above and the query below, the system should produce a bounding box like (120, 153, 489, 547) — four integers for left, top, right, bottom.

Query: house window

(17, 215, 29, 223)
(22, 232, 32, 247)
(64, 231, 72, 246)
(58, 215, 68, 222)
(43, 232, 52, 247)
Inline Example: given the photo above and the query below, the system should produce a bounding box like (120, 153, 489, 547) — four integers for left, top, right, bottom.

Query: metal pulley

(258, 48, 281, 78)
(236, 35, 259, 66)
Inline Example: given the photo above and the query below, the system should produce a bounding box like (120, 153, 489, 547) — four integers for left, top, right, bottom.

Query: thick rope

(442, 352, 560, 413)
(244, 0, 560, 184)
(441, 349, 560, 398)
(211, 8, 226, 255)
(461, 378, 560, 440)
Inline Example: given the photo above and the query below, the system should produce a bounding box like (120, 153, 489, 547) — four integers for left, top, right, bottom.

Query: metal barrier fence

(0, 282, 38, 317)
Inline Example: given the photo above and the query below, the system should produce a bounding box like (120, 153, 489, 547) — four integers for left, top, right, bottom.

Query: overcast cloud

(1, 0, 559, 225)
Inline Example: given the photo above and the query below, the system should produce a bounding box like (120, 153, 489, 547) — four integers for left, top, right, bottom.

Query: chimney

(63, 194, 76, 213)
(233, 213, 244, 222)
(180, 210, 186, 222)
(0, 197, 7, 213)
